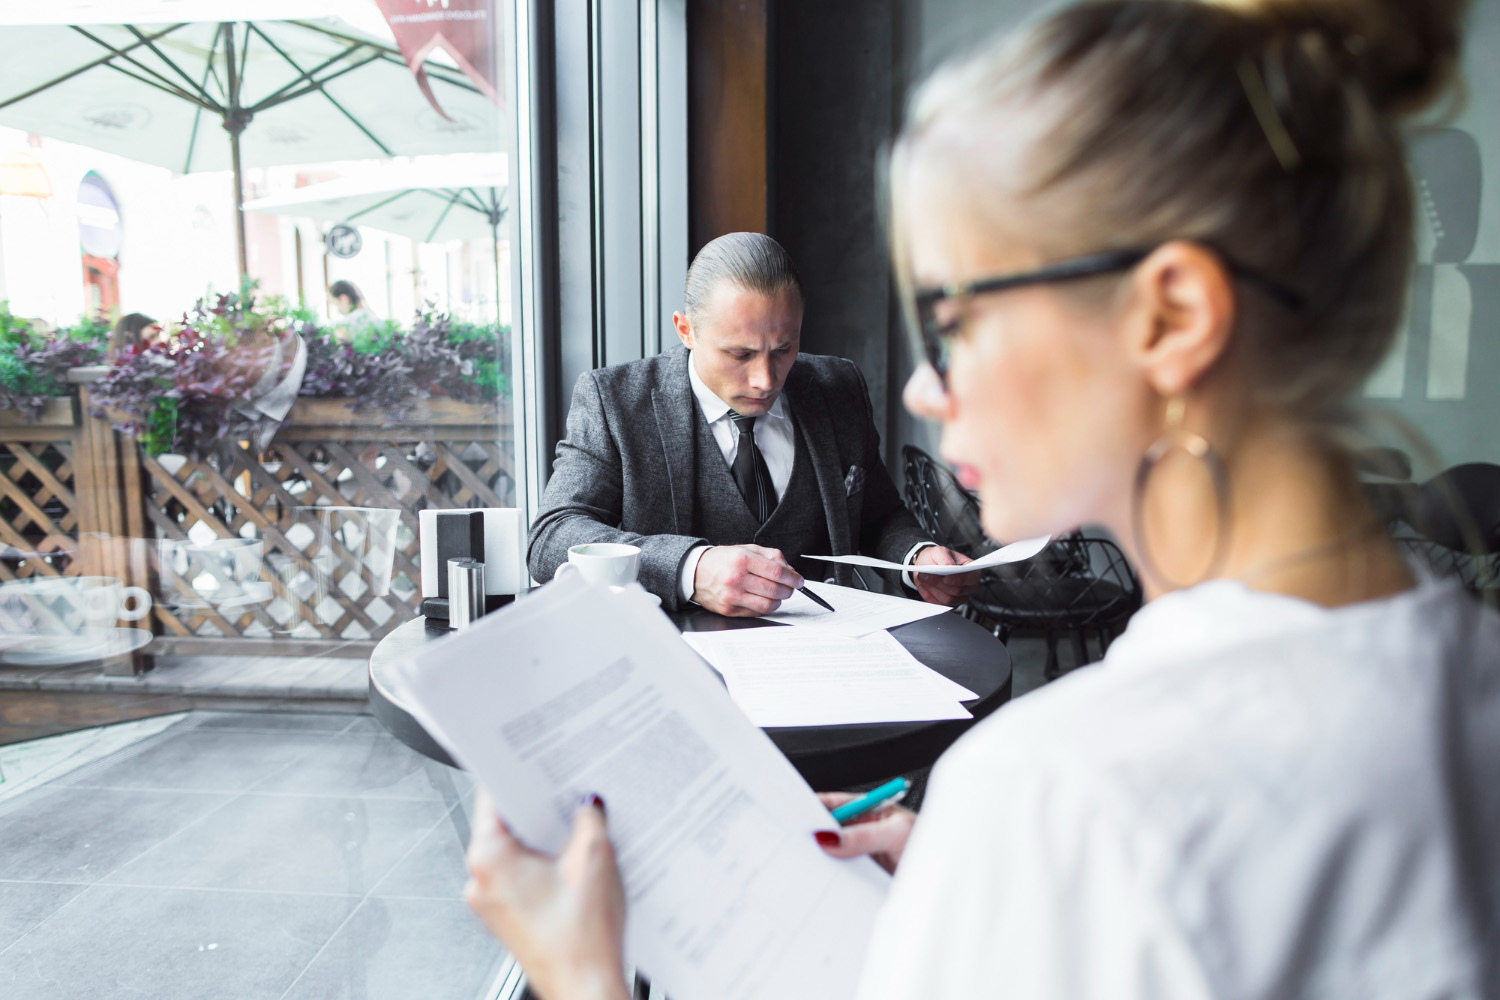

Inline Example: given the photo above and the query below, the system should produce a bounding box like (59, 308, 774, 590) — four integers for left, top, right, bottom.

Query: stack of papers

(389, 576, 889, 1000)
(764, 536, 1051, 638)
(802, 534, 1051, 576)
(682, 628, 978, 727)
(764, 582, 950, 637)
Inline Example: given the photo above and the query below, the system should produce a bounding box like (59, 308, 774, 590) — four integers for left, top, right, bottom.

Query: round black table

(369, 606, 1011, 789)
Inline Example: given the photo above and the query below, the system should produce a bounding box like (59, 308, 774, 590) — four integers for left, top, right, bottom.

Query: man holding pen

(527, 232, 976, 615)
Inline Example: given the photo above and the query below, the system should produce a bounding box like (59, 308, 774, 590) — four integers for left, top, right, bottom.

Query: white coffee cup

(555, 543, 641, 587)
(0, 576, 152, 635)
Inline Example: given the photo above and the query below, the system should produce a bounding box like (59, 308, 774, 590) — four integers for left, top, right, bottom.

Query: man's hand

(911, 546, 979, 607)
(692, 544, 803, 617)
(465, 791, 631, 1000)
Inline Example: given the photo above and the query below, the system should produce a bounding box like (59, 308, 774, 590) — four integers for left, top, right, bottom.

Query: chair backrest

(902, 444, 989, 556)
(1393, 530, 1500, 599)
(973, 536, 1142, 625)
(1414, 462, 1500, 555)
(901, 445, 1143, 626)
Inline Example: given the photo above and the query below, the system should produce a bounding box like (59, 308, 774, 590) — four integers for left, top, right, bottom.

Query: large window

(0, 4, 552, 998)
(0, 2, 538, 675)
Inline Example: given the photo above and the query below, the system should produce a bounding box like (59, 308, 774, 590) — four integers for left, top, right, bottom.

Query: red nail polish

(588, 793, 606, 815)
(814, 830, 841, 848)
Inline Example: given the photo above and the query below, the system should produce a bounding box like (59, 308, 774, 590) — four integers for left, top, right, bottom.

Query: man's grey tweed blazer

(527, 344, 929, 610)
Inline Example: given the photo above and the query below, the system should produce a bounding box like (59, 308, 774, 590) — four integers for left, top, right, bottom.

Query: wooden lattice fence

(0, 369, 514, 669)
(0, 399, 84, 582)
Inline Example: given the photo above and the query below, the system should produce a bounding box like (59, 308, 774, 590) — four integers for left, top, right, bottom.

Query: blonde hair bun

(1210, 0, 1470, 116)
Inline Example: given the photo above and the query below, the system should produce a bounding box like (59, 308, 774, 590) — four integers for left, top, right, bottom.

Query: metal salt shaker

(447, 557, 485, 631)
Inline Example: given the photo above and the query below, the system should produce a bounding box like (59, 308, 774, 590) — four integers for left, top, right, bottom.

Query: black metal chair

(1392, 462, 1500, 603)
(903, 445, 1142, 679)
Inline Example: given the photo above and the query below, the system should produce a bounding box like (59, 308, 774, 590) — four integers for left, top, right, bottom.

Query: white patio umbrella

(244, 159, 508, 319)
(0, 1, 503, 277)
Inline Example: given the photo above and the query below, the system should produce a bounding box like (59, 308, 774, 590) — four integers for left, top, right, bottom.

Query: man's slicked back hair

(683, 232, 804, 321)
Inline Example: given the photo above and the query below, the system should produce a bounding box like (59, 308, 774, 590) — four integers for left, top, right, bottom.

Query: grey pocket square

(844, 465, 866, 497)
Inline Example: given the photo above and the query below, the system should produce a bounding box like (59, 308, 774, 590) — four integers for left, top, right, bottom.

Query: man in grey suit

(528, 232, 975, 616)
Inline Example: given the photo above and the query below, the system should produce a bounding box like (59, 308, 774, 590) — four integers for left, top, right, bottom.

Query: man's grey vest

(690, 406, 833, 581)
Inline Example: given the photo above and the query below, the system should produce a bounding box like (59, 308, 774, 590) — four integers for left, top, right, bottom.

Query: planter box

(286, 396, 511, 429)
(66, 364, 509, 431)
(0, 398, 76, 428)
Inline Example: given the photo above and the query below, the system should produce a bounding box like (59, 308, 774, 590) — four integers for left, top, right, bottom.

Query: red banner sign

(374, 0, 501, 120)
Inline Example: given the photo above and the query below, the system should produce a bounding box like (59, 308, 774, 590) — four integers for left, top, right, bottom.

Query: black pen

(799, 584, 836, 613)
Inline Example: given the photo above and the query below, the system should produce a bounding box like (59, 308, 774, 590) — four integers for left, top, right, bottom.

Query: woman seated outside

(328, 279, 377, 337)
(108, 312, 160, 356)
(463, 0, 1500, 995)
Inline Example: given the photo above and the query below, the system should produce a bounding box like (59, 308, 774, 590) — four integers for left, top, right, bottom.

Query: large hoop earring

(1130, 398, 1232, 590)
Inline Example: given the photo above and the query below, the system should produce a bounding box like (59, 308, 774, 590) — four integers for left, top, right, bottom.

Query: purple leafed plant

(0, 311, 107, 421)
(90, 321, 280, 459)
(83, 292, 509, 458)
(299, 333, 425, 424)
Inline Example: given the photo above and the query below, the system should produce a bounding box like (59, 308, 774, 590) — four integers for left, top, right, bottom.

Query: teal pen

(830, 777, 910, 824)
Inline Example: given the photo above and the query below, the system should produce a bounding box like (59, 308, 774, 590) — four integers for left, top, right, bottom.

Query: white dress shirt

(858, 574, 1500, 999)
(679, 352, 931, 601)
(688, 350, 798, 496)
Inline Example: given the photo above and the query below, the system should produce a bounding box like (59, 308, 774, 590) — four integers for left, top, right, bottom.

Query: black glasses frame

(910, 245, 1303, 383)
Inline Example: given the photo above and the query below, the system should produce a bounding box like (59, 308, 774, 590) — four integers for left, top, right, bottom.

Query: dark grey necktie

(728, 411, 776, 523)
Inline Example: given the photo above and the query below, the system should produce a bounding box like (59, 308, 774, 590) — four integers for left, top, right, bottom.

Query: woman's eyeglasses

(909, 246, 1303, 385)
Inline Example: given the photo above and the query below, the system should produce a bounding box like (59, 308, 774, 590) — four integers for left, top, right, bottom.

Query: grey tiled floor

(0, 654, 368, 700)
(1005, 633, 1082, 698)
(0, 712, 509, 1000)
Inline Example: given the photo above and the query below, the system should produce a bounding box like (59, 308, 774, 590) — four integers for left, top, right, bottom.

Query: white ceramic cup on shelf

(158, 537, 265, 605)
(0, 576, 152, 635)
(555, 542, 641, 588)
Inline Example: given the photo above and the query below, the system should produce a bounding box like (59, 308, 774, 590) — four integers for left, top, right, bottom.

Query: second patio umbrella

(244, 160, 508, 321)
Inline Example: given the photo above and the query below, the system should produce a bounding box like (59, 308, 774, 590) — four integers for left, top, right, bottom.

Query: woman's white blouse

(858, 576, 1500, 999)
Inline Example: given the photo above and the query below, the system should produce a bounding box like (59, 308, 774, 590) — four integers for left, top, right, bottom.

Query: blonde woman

(462, 1, 1500, 996)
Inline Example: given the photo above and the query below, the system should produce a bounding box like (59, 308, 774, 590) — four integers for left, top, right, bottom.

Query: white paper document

(761, 582, 951, 637)
(681, 628, 977, 727)
(803, 534, 1053, 575)
(387, 576, 890, 1000)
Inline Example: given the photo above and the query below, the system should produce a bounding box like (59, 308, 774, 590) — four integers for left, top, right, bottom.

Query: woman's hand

(465, 791, 631, 1000)
(813, 792, 918, 874)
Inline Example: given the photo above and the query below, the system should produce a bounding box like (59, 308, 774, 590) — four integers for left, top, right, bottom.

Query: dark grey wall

(895, 0, 1500, 477)
(905, 0, 1050, 76)
(1362, 2, 1500, 471)
(779, 0, 1500, 482)
(768, 0, 1044, 471)
(770, 0, 899, 440)
(887, 0, 1052, 465)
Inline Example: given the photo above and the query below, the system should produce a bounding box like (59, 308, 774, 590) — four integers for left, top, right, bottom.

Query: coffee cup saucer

(213, 581, 274, 610)
(160, 581, 274, 611)
(0, 627, 153, 667)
